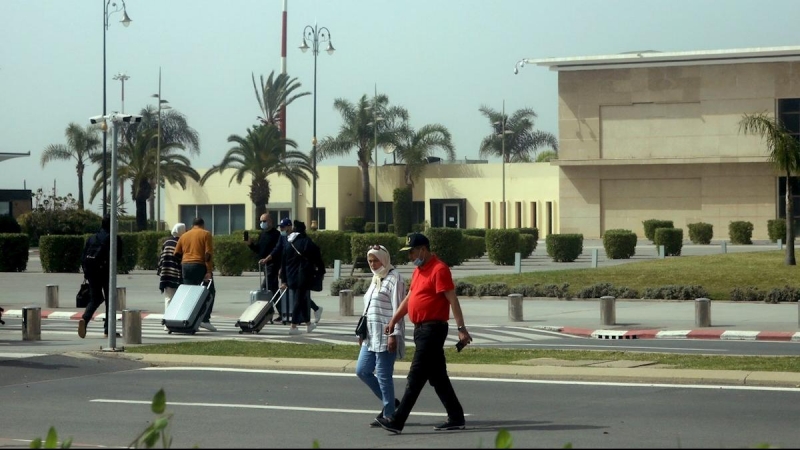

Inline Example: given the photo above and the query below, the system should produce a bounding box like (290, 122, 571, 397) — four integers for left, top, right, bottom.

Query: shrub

(463, 228, 486, 238)
(475, 282, 510, 297)
(485, 229, 521, 265)
(764, 286, 800, 304)
(39, 235, 85, 273)
(545, 234, 584, 262)
(387, 224, 395, 234)
(0, 233, 29, 271)
(364, 222, 388, 233)
(641, 285, 709, 300)
(392, 187, 413, 237)
(510, 284, 542, 298)
(350, 233, 403, 267)
(330, 277, 371, 296)
(729, 221, 753, 245)
(730, 286, 764, 302)
(767, 219, 787, 243)
(0, 215, 21, 233)
(308, 230, 352, 267)
(642, 219, 674, 241)
(603, 229, 637, 259)
(542, 283, 571, 299)
(426, 227, 464, 267)
(518, 228, 539, 241)
(343, 217, 366, 233)
(654, 228, 683, 256)
(519, 234, 536, 259)
(455, 280, 477, 296)
(117, 233, 139, 274)
(137, 231, 171, 270)
(411, 222, 428, 233)
(20, 208, 103, 247)
(213, 236, 252, 276)
(575, 282, 640, 299)
(460, 235, 486, 261)
(687, 222, 713, 245)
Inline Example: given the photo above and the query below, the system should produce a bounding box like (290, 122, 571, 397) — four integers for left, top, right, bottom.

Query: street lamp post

(102, 0, 131, 215)
(151, 67, 170, 231)
(300, 22, 334, 228)
(112, 72, 130, 113)
(494, 100, 513, 229)
(368, 85, 384, 231)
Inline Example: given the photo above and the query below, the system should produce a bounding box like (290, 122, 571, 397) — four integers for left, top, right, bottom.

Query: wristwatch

(457, 326, 467, 332)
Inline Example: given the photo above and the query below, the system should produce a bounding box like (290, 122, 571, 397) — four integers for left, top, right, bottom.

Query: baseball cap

(400, 232, 430, 251)
(279, 218, 292, 228)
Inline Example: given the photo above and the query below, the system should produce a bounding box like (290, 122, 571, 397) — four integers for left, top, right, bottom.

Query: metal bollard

(333, 259, 342, 281)
(508, 293, 523, 322)
(778, 239, 783, 250)
(45, 284, 59, 308)
(695, 298, 711, 327)
(721, 241, 727, 254)
(116, 287, 126, 311)
(122, 309, 142, 344)
(514, 252, 522, 274)
(339, 289, 354, 316)
(658, 245, 665, 259)
(591, 248, 598, 268)
(600, 296, 616, 326)
(22, 306, 41, 341)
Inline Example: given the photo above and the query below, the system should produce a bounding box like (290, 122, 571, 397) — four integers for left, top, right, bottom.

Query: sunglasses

(369, 244, 385, 251)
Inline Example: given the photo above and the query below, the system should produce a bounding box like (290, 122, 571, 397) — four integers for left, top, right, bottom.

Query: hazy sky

(2, 0, 800, 214)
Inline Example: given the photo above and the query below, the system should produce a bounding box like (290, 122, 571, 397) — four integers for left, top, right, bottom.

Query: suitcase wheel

(167, 331, 172, 335)
(238, 330, 243, 334)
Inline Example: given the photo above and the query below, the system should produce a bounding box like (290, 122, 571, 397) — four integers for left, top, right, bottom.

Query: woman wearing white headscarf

(355, 244, 406, 427)
(158, 223, 186, 328)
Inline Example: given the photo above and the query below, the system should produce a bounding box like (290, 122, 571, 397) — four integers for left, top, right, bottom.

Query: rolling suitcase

(250, 262, 273, 305)
(237, 288, 286, 334)
(163, 279, 213, 335)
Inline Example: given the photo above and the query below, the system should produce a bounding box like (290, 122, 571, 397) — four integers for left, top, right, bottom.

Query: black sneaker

(371, 399, 401, 427)
(433, 419, 465, 431)
(375, 417, 403, 434)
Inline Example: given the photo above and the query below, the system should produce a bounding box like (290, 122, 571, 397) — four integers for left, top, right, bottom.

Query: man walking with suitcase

(248, 214, 280, 295)
(173, 217, 217, 332)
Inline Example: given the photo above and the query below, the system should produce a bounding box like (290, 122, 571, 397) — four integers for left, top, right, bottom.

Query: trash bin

(22, 306, 41, 341)
(123, 309, 142, 345)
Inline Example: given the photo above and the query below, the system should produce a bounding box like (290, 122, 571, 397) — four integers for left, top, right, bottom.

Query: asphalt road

(1, 354, 799, 448)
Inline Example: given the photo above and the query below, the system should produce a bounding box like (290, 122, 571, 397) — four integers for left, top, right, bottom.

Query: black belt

(415, 320, 448, 328)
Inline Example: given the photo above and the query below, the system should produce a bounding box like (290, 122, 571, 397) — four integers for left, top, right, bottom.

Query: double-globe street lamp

(300, 23, 335, 228)
(151, 67, 171, 231)
(102, 0, 132, 214)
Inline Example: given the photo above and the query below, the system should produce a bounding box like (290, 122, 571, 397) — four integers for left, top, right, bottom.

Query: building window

(179, 204, 245, 235)
(0, 202, 10, 216)
(412, 202, 425, 226)
(777, 177, 800, 219)
(307, 208, 326, 230)
(268, 209, 292, 227)
(779, 99, 800, 141)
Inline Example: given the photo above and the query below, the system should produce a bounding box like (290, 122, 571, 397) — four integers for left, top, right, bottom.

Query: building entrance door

(443, 204, 460, 228)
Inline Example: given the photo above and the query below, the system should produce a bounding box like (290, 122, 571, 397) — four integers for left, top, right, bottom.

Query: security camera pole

(89, 112, 141, 351)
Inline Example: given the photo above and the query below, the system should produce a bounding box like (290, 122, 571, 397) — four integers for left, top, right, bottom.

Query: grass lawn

(128, 341, 800, 373)
(459, 250, 800, 300)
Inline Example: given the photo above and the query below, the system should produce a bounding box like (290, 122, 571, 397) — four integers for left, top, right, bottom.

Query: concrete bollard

(514, 252, 522, 274)
(600, 296, 616, 326)
(22, 306, 41, 341)
(339, 289, 354, 316)
(116, 287, 126, 311)
(45, 285, 59, 308)
(122, 309, 142, 345)
(658, 245, 665, 259)
(591, 248, 598, 268)
(778, 239, 783, 250)
(333, 259, 342, 281)
(721, 241, 727, 254)
(695, 298, 711, 327)
(508, 293, 523, 322)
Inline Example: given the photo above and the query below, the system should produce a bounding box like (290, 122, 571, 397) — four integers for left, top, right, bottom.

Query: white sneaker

(307, 322, 317, 333)
(163, 325, 168, 331)
(314, 306, 323, 323)
(289, 327, 302, 336)
(200, 322, 217, 332)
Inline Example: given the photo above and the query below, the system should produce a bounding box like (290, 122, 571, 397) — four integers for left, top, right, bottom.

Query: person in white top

(356, 244, 406, 427)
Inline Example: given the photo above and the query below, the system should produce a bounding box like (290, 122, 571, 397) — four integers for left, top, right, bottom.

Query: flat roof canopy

(523, 46, 800, 71)
(0, 151, 30, 163)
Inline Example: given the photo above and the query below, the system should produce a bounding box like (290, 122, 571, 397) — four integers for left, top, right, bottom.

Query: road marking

(90, 398, 459, 417)
(0, 352, 47, 358)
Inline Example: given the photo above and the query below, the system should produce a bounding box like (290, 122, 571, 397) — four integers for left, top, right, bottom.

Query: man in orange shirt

(173, 217, 216, 331)
(377, 232, 473, 434)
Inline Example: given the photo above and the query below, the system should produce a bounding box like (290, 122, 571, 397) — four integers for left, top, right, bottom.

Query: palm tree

(479, 105, 558, 162)
(394, 123, 456, 188)
(89, 128, 200, 231)
(739, 112, 800, 265)
(40, 123, 101, 210)
(535, 149, 558, 162)
(318, 94, 408, 219)
(200, 124, 312, 219)
(252, 71, 311, 128)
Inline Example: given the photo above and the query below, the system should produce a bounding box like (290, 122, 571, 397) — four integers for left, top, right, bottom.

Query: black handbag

(76, 280, 91, 308)
(291, 242, 324, 292)
(355, 315, 368, 340)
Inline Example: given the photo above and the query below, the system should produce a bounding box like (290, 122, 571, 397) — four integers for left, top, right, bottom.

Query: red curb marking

(756, 331, 796, 341)
(686, 329, 725, 339)
(559, 327, 595, 337)
(624, 329, 661, 339)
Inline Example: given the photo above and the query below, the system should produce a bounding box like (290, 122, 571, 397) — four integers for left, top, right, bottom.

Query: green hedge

(459, 235, 486, 261)
(364, 222, 388, 233)
(654, 228, 683, 256)
(687, 222, 713, 245)
(426, 227, 464, 267)
(350, 233, 405, 267)
(40, 235, 85, 273)
(545, 234, 584, 262)
(0, 215, 21, 233)
(603, 229, 637, 259)
(214, 236, 252, 276)
(485, 229, 520, 265)
(19, 209, 102, 247)
(729, 221, 753, 245)
(117, 233, 139, 274)
(137, 231, 171, 270)
(392, 187, 413, 237)
(642, 219, 674, 241)
(343, 217, 366, 233)
(308, 230, 353, 267)
(463, 228, 486, 238)
(768, 219, 787, 243)
(519, 234, 536, 259)
(518, 228, 539, 241)
(0, 233, 29, 272)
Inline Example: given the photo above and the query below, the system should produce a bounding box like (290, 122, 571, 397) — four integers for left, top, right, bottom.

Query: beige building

(528, 46, 800, 239)
(164, 162, 560, 234)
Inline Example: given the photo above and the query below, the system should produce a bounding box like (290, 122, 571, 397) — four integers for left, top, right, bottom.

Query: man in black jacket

(78, 215, 123, 339)
(248, 213, 281, 294)
(279, 220, 325, 335)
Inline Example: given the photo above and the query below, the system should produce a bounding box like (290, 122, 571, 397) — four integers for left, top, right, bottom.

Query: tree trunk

(786, 174, 796, 265)
(135, 178, 152, 232)
(76, 164, 85, 210)
(360, 161, 371, 220)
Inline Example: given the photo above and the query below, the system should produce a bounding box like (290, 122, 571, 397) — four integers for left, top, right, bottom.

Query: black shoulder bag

(290, 240, 323, 292)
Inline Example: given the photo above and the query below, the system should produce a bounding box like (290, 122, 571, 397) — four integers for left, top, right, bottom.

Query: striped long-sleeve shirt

(362, 269, 406, 359)
(158, 236, 182, 293)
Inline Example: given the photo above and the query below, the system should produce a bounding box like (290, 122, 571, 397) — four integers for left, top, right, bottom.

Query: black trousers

(81, 275, 109, 333)
(392, 321, 465, 426)
(182, 263, 214, 322)
(288, 288, 310, 325)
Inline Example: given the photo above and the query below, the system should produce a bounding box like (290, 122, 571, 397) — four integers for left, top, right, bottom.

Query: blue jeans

(356, 344, 397, 419)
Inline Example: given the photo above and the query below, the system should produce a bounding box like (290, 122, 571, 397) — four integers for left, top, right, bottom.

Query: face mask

(260, 222, 268, 230)
(413, 258, 424, 267)
(280, 230, 287, 237)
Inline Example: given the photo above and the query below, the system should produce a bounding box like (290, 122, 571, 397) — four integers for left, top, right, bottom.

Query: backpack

(82, 233, 108, 275)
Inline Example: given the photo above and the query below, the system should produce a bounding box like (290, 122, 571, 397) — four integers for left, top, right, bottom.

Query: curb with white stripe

(553, 327, 800, 342)
(3, 309, 164, 322)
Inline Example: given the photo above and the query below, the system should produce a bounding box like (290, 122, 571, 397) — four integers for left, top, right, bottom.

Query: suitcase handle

(202, 278, 213, 290)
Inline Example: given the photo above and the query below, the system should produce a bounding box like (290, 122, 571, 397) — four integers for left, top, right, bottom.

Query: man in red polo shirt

(377, 232, 473, 434)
